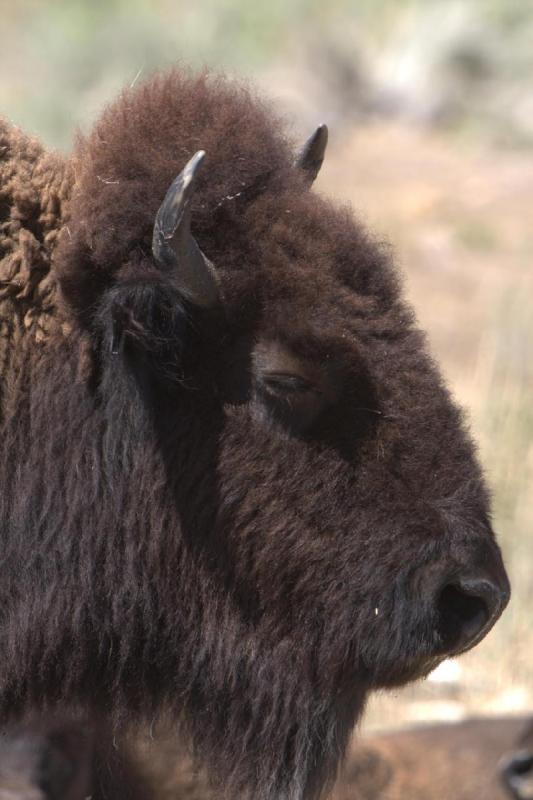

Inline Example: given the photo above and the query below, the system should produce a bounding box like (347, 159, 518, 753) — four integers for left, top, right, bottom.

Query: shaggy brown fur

(0, 69, 509, 800)
(0, 118, 69, 382)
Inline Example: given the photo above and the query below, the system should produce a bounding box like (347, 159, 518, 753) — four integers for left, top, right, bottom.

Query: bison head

(1, 72, 509, 800)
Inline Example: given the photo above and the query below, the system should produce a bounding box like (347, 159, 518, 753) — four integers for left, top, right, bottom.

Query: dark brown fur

(0, 69, 508, 800)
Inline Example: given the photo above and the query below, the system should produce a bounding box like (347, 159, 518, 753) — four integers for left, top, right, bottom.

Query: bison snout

(436, 572, 510, 656)
(500, 750, 533, 800)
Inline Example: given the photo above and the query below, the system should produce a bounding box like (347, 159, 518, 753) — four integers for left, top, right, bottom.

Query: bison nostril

(436, 577, 507, 655)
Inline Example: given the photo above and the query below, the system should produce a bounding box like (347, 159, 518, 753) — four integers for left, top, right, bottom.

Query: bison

(0, 69, 509, 800)
(501, 719, 533, 799)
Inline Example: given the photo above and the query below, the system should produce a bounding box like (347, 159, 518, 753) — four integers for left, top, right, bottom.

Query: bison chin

(176, 635, 366, 800)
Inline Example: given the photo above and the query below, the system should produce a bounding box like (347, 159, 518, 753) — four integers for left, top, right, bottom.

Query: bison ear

(152, 151, 219, 308)
(295, 124, 328, 183)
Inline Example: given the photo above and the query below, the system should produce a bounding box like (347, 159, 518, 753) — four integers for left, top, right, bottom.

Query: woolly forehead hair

(59, 71, 293, 285)
(57, 68, 400, 326)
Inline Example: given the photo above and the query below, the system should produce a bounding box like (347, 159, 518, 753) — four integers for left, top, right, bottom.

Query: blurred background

(1, 0, 531, 734)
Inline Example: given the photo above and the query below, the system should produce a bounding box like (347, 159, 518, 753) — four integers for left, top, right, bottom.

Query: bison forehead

(217, 187, 401, 308)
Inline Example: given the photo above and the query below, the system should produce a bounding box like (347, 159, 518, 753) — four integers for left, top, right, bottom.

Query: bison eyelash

(260, 373, 317, 395)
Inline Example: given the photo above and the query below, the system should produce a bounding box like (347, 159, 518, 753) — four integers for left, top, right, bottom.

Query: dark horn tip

(152, 148, 219, 309)
(308, 124, 328, 151)
(189, 149, 206, 170)
(315, 123, 328, 141)
(181, 150, 206, 186)
(296, 124, 329, 183)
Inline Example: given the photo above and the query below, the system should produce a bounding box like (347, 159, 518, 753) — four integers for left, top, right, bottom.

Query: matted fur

(0, 69, 508, 800)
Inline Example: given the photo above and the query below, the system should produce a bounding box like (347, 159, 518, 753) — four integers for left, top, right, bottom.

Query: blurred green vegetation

(1, 0, 533, 148)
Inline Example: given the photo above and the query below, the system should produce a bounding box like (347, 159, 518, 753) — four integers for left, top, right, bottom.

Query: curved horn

(295, 124, 328, 183)
(152, 150, 219, 308)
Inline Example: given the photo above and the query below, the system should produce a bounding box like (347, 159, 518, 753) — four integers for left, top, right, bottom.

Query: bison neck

(0, 340, 362, 800)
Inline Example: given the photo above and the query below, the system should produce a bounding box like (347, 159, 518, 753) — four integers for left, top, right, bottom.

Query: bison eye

(260, 373, 318, 396)
(254, 372, 326, 434)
